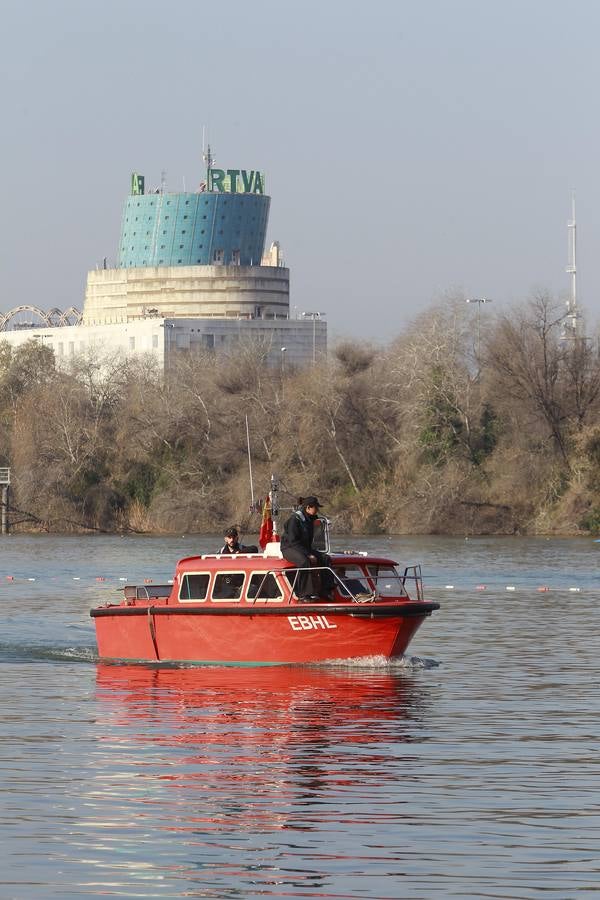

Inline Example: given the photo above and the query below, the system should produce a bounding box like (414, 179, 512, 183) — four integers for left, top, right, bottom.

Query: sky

(1, 0, 600, 343)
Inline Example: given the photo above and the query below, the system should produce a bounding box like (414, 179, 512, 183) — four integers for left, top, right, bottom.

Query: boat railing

(402, 565, 424, 601)
(281, 564, 424, 604)
(278, 566, 386, 604)
(123, 584, 172, 602)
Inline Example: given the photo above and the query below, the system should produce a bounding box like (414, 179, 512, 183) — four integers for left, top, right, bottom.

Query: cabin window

(247, 572, 283, 602)
(179, 573, 210, 602)
(366, 565, 407, 598)
(332, 565, 371, 598)
(212, 572, 244, 601)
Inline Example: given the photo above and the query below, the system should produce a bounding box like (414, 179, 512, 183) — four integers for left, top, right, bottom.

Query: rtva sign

(208, 168, 265, 194)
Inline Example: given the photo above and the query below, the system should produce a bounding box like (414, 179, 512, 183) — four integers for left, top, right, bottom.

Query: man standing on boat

(280, 497, 333, 600)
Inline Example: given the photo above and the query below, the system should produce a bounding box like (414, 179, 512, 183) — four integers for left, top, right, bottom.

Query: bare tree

(486, 294, 600, 466)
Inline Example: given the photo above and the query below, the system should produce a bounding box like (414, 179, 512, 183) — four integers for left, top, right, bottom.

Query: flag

(259, 496, 274, 549)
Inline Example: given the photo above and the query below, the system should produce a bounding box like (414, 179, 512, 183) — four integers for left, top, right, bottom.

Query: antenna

(203, 142, 215, 191)
(565, 191, 580, 338)
(245, 415, 255, 508)
(160, 169, 167, 194)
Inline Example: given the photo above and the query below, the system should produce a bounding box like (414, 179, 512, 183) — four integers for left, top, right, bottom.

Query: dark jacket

(219, 542, 258, 554)
(280, 510, 314, 555)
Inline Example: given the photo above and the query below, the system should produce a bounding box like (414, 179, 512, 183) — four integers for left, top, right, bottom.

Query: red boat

(91, 543, 439, 666)
(91, 477, 438, 665)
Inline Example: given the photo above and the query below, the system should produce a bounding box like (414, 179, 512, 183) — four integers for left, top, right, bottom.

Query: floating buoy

(28, 577, 36, 582)
(476, 584, 486, 591)
(73, 577, 80, 581)
(5, 575, 13, 581)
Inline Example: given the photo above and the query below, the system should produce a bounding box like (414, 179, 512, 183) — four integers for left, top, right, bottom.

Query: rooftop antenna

(203, 138, 214, 191)
(160, 169, 167, 194)
(565, 191, 580, 338)
(245, 414, 255, 508)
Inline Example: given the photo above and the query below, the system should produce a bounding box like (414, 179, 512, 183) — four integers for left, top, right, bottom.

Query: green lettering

(241, 170, 254, 192)
(210, 168, 225, 191)
(253, 172, 264, 194)
(131, 173, 145, 195)
(226, 169, 240, 193)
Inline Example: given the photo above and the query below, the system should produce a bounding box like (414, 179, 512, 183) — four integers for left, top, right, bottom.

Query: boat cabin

(117, 544, 423, 609)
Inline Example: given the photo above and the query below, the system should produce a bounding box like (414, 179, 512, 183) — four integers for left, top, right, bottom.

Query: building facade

(3, 315, 326, 370)
(83, 264, 290, 325)
(120, 189, 270, 268)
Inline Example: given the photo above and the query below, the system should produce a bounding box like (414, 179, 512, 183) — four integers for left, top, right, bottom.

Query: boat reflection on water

(94, 663, 433, 835)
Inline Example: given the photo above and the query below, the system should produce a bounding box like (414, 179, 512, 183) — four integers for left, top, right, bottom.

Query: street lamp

(301, 311, 326, 364)
(280, 347, 287, 400)
(466, 297, 492, 361)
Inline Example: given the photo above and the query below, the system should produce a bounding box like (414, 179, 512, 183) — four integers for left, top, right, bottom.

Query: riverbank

(3, 296, 600, 540)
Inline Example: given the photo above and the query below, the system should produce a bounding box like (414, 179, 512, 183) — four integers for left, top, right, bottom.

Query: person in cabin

(219, 527, 258, 554)
(280, 496, 333, 600)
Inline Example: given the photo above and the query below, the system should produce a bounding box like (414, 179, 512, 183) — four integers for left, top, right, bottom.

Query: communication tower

(564, 192, 581, 338)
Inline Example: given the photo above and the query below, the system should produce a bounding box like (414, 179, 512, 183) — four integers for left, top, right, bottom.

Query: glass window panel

(212, 572, 244, 601)
(333, 566, 370, 597)
(247, 573, 282, 601)
(179, 573, 209, 601)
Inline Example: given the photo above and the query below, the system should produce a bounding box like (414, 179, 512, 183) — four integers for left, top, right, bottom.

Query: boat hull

(91, 603, 438, 665)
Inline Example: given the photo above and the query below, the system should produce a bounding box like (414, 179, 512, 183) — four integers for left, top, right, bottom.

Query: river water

(1, 534, 598, 898)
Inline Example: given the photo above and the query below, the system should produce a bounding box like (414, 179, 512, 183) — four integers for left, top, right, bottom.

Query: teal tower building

(83, 161, 291, 326)
(119, 168, 270, 268)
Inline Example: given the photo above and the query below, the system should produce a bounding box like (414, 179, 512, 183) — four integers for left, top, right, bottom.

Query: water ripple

(1, 535, 600, 897)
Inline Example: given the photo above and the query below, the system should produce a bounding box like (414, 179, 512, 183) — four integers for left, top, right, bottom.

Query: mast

(245, 415, 255, 508)
(270, 474, 280, 540)
(565, 192, 580, 338)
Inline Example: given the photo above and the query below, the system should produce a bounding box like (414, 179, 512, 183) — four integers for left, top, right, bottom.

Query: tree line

(2, 291, 600, 535)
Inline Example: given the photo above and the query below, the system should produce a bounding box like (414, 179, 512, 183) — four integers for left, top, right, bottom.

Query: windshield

(366, 565, 407, 598)
(332, 565, 371, 598)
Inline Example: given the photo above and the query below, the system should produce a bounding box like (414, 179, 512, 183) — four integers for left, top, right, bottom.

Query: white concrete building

(0, 309, 326, 371)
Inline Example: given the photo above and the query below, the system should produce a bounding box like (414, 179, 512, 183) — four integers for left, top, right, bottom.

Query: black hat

(224, 527, 239, 537)
(303, 496, 321, 508)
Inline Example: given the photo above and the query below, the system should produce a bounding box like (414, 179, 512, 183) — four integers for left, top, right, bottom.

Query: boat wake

(1, 640, 440, 671)
(0, 642, 98, 665)
(313, 653, 440, 670)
